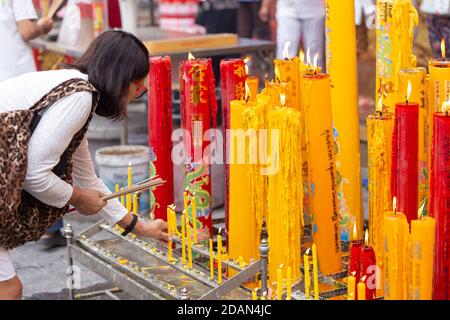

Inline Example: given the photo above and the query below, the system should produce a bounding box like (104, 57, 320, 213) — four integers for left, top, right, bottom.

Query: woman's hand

(135, 219, 170, 241)
(69, 186, 106, 215)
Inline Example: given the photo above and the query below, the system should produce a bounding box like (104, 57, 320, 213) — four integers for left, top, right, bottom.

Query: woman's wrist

(68, 186, 81, 206)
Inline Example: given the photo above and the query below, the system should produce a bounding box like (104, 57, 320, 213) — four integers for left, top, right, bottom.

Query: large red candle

(148, 56, 174, 221)
(360, 232, 376, 300)
(391, 102, 419, 224)
(430, 112, 450, 300)
(219, 59, 246, 245)
(179, 57, 217, 240)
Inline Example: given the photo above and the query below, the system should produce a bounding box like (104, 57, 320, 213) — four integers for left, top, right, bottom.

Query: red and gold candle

(179, 54, 218, 240)
(430, 102, 450, 300)
(148, 56, 174, 221)
(348, 223, 361, 299)
(360, 230, 376, 300)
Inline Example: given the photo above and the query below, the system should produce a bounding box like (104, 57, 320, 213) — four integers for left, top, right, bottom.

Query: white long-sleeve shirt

(0, 69, 128, 225)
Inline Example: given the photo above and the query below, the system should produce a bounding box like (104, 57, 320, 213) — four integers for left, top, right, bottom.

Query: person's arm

(259, 0, 275, 22)
(23, 92, 104, 215)
(13, 0, 52, 42)
(71, 136, 169, 240)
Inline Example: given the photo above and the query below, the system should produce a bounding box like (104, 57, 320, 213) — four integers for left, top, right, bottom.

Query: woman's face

(127, 76, 148, 103)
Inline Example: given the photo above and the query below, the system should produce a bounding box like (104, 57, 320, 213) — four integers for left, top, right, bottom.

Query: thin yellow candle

(252, 289, 258, 300)
(126, 162, 132, 211)
(186, 216, 193, 269)
(312, 243, 319, 300)
(115, 184, 120, 230)
(192, 194, 198, 243)
(304, 249, 311, 298)
(410, 205, 435, 300)
(217, 229, 223, 284)
(384, 198, 410, 300)
(303, 74, 342, 275)
(167, 206, 173, 262)
(367, 99, 394, 298)
(183, 189, 189, 215)
(326, 0, 363, 239)
(209, 238, 214, 280)
(277, 264, 283, 300)
(133, 193, 138, 215)
(347, 271, 356, 300)
(357, 276, 367, 300)
(181, 213, 186, 266)
(286, 266, 292, 300)
(246, 77, 259, 102)
(120, 187, 125, 206)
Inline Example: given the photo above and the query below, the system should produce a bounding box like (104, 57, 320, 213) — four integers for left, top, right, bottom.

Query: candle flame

(279, 263, 284, 269)
(377, 96, 383, 113)
(393, 196, 397, 213)
(280, 93, 286, 107)
(306, 248, 311, 255)
(283, 41, 291, 60)
(245, 80, 251, 101)
(128, 162, 131, 167)
(442, 100, 450, 113)
(406, 80, 412, 102)
(245, 64, 249, 76)
(218, 227, 222, 235)
(360, 275, 367, 282)
(188, 52, 195, 61)
(313, 53, 319, 70)
(244, 56, 251, 76)
(275, 66, 281, 82)
(441, 38, 446, 61)
(299, 49, 305, 64)
(364, 229, 369, 246)
(352, 222, 357, 241)
(306, 48, 311, 66)
(418, 199, 426, 220)
(351, 271, 357, 277)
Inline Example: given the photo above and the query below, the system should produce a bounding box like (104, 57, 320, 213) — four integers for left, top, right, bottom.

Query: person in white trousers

(259, 0, 326, 69)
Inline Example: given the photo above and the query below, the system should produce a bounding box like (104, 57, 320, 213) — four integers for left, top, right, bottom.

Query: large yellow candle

(384, 206, 410, 300)
(229, 99, 258, 266)
(181, 213, 186, 266)
(397, 68, 428, 205)
(217, 230, 223, 284)
(376, 0, 418, 112)
(304, 250, 311, 298)
(367, 108, 394, 298)
(325, 0, 363, 240)
(357, 276, 367, 300)
(312, 243, 319, 300)
(410, 214, 435, 300)
(303, 74, 342, 275)
(209, 238, 214, 280)
(347, 272, 356, 300)
(127, 162, 132, 211)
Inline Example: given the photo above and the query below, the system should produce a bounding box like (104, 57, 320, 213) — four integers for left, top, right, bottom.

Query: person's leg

(0, 247, 22, 300)
(238, 2, 252, 38)
(276, 15, 301, 58)
(251, 1, 270, 40)
(301, 16, 326, 70)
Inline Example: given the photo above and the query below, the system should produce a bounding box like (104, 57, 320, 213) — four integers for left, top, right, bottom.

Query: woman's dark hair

(67, 30, 149, 121)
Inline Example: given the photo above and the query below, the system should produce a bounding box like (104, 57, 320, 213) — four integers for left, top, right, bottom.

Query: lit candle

(133, 193, 138, 215)
(192, 194, 198, 243)
(304, 249, 311, 299)
(274, 41, 301, 110)
(347, 271, 356, 300)
(217, 229, 223, 284)
(391, 81, 419, 224)
(181, 213, 186, 266)
(430, 101, 450, 300)
(286, 266, 292, 300)
(411, 203, 435, 300)
(360, 230, 376, 300)
(312, 243, 319, 300)
(357, 276, 367, 300)
(277, 264, 283, 300)
(127, 162, 132, 211)
(303, 74, 342, 275)
(349, 222, 362, 294)
(209, 238, 214, 280)
(384, 197, 410, 300)
(186, 216, 193, 269)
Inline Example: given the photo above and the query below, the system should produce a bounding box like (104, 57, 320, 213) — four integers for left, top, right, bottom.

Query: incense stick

(102, 177, 165, 201)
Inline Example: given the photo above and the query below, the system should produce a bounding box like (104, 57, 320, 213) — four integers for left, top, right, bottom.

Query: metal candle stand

(65, 220, 348, 300)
